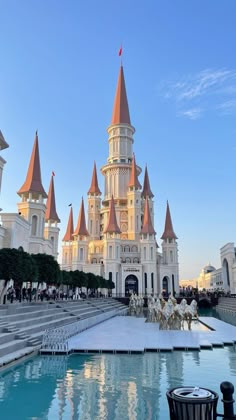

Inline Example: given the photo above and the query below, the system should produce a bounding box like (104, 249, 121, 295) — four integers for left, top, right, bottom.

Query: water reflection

(0, 349, 236, 419)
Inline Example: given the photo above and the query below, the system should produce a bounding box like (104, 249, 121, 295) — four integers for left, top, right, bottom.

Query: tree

(87, 272, 99, 291)
(61, 270, 72, 287)
(71, 270, 88, 289)
(0, 248, 38, 303)
(32, 253, 60, 286)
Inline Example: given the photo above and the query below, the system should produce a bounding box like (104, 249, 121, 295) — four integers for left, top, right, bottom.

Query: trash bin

(166, 386, 218, 420)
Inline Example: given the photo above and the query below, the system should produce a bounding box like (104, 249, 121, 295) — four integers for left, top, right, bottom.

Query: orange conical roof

(104, 195, 121, 234)
(45, 175, 60, 223)
(87, 162, 101, 195)
(17, 131, 47, 198)
(63, 207, 74, 241)
(128, 154, 141, 189)
(111, 65, 131, 125)
(141, 166, 154, 198)
(73, 198, 89, 237)
(161, 201, 178, 240)
(141, 197, 156, 235)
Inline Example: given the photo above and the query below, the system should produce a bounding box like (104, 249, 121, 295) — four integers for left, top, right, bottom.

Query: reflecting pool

(0, 347, 236, 420)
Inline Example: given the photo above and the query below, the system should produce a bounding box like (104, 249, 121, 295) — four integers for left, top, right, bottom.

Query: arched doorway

(125, 275, 138, 296)
(162, 276, 169, 296)
(222, 258, 230, 288)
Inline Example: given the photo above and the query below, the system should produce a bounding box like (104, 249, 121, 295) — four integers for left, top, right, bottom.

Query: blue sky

(0, 0, 236, 279)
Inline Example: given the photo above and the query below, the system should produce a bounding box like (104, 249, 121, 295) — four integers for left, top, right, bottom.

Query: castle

(61, 65, 179, 296)
(0, 64, 180, 296)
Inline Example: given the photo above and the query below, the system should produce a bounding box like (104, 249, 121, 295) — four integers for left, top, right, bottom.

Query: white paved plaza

(68, 315, 236, 353)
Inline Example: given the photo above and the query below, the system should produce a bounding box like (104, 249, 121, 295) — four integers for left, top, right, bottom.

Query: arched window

(151, 273, 154, 291)
(79, 248, 84, 261)
(51, 236, 54, 252)
(150, 247, 153, 260)
(31, 215, 38, 236)
(144, 247, 146, 260)
(144, 273, 147, 293)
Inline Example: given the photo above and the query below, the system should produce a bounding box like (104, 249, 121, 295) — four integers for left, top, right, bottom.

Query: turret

(0, 130, 9, 197)
(62, 206, 74, 270)
(72, 198, 89, 270)
(141, 165, 154, 226)
(140, 197, 156, 295)
(87, 162, 101, 240)
(103, 196, 121, 295)
(161, 201, 179, 295)
(17, 131, 47, 248)
(127, 154, 142, 240)
(44, 173, 60, 258)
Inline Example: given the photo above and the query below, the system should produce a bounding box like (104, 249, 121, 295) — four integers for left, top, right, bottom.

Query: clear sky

(0, 0, 236, 279)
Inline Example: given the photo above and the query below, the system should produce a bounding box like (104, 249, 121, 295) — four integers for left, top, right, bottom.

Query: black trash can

(166, 386, 218, 420)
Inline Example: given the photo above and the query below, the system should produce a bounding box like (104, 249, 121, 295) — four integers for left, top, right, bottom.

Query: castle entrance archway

(162, 276, 169, 296)
(125, 275, 138, 296)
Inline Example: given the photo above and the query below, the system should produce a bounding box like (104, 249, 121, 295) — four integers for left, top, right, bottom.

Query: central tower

(101, 65, 141, 239)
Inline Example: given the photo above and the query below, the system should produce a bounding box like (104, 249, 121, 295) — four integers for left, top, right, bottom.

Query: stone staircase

(0, 299, 126, 367)
(217, 297, 236, 312)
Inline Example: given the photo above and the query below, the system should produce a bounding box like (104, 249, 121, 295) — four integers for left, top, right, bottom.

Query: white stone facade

(61, 67, 179, 296)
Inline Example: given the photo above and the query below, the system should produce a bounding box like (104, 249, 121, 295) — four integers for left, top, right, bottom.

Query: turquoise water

(1, 309, 236, 419)
(0, 348, 236, 420)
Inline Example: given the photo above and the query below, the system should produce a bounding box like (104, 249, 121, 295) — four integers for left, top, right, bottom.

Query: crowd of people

(5, 286, 96, 303)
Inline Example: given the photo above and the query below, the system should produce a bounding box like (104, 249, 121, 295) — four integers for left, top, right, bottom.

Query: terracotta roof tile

(128, 154, 141, 189)
(17, 131, 47, 198)
(111, 65, 131, 125)
(161, 201, 178, 240)
(45, 175, 60, 223)
(141, 166, 154, 198)
(88, 162, 101, 195)
(104, 195, 121, 234)
(141, 197, 156, 235)
(73, 198, 89, 237)
(63, 207, 74, 241)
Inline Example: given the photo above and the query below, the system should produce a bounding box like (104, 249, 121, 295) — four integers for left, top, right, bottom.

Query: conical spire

(128, 154, 141, 189)
(141, 197, 156, 235)
(141, 166, 154, 198)
(111, 65, 131, 125)
(87, 162, 101, 195)
(17, 131, 47, 198)
(73, 198, 89, 236)
(104, 195, 121, 234)
(161, 201, 178, 240)
(45, 175, 60, 223)
(63, 207, 74, 241)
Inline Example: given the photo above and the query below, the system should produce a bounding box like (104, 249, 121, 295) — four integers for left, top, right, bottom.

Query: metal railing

(41, 307, 128, 354)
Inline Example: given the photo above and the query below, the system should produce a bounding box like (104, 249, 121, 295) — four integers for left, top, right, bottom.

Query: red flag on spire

(118, 46, 122, 56)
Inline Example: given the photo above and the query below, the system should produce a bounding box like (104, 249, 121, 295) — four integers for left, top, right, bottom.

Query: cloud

(161, 68, 236, 119)
(178, 108, 203, 120)
(216, 99, 236, 115)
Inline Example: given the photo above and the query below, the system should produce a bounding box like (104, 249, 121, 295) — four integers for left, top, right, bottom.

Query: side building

(61, 65, 179, 296)
(0, 131, 60, 258)
(180, 243, 236, 294)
